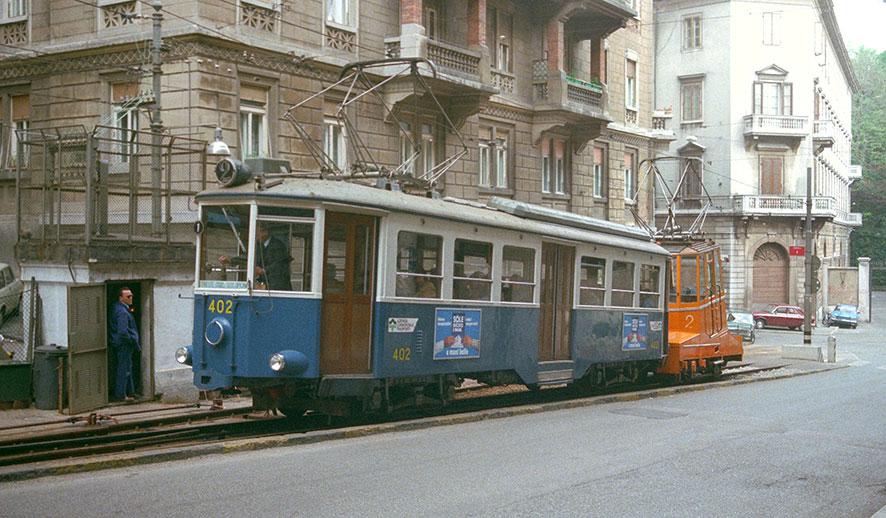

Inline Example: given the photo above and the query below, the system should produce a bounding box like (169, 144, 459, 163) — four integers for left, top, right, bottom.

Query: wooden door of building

(752, 243, 789, 306)
(539, 243, 575, 362)
(320, 212, 377, 375)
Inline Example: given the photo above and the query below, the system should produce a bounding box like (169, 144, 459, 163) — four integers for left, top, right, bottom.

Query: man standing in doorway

(110, 287, 140, 401)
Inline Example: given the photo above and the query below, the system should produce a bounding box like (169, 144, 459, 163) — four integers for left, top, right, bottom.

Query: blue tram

(177, 162, 671, 416)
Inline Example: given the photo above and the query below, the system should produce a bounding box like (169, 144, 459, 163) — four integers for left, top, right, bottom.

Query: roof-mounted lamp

(207, 127, 231, 157)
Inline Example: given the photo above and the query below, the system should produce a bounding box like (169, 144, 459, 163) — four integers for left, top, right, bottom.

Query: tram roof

(659, 238, 720, 255)
(197, 178, 670, 256)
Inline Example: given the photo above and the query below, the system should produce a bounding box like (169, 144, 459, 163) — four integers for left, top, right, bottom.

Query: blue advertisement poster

(622, 313, 649, 351)
(434, 309, 481, 360)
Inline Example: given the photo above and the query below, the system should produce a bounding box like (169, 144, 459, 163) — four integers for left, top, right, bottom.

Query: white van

(0, 263, 22, 322)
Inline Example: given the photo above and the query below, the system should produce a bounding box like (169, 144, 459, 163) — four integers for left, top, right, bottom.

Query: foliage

(849, 48, 886, 286)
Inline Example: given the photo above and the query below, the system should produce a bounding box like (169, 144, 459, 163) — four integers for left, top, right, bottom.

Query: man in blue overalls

(110, 287, 140, 401)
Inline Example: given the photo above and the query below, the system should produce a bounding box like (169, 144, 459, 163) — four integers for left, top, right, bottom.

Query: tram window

(395, 231, 442, 298)
(502, 246, 535, 302)
(453, 239, 492, 301)
(680, 256, 698, 303)
(611, 261, 635, 307)
(579, 257, 606, 306)
(708, 253, 718, 296)
(698, 254, 711, 299)
(199, 205, 251, 290)
(639, 265, 661, 308)
(256, 219, 313, 292)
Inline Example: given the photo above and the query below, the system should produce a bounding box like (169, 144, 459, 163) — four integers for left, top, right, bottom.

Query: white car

(0, 263, 22, 322)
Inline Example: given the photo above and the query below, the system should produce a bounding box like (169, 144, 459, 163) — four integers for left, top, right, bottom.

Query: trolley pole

(803, 165, 814, 345)
(150, 0, 163, 236)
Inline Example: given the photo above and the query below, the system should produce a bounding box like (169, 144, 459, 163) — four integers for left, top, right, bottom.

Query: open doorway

(105, 281, 148, 400)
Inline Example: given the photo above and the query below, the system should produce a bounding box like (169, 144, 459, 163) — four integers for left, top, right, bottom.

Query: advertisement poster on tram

(434, 309, 481, 360)
(622, 313, 648, 351)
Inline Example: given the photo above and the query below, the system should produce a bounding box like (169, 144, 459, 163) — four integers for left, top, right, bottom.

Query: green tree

(850, 48, 886, 286)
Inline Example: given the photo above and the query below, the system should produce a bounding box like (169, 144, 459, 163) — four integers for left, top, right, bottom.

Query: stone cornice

(0, 31, 335, 83)
(816, 0, 859, 93)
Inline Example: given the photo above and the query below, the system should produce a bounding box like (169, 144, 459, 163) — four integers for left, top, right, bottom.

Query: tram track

(0, 364, 785, 469)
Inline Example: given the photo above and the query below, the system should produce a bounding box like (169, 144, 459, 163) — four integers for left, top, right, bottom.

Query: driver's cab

(196, 203, 318, 296)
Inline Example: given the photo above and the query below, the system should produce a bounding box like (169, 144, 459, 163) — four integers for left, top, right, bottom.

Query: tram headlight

(269, 353, 286, 372)
(268, 350, 310, 374)
(175, 345, 193, 366)
(214, 158, 252, 188)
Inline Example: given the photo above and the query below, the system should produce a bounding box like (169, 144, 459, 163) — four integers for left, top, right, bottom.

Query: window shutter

(753, 82, 762, 114)
(783, 83, 792, 115)
(111, 83, 139, 104)
(11, 94, 30, 121)
(241, 84, 268, 105)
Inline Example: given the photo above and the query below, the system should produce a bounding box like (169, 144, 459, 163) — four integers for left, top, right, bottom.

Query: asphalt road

(1, 298, 885, 517)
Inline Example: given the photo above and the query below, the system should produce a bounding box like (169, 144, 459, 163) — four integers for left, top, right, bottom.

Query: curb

(0, 363, 848, 483)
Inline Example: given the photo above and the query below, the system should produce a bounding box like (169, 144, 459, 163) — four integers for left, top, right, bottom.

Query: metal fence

(15, 125, 208, 247)
(0, 279, 39, 364)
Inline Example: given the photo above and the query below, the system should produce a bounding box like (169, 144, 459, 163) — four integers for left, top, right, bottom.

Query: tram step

(536, 369, 573, 385)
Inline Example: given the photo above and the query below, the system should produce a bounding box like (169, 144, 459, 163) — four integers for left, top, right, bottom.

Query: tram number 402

(207, 299, 233, 315)
(392, 347, 411, 361)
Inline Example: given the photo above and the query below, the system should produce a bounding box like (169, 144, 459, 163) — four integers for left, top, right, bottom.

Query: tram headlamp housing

(214, 158, 252, 188)
(269, 350, 309, 374)
(175, 345, 193, 366)
(269, 353, 286, 372)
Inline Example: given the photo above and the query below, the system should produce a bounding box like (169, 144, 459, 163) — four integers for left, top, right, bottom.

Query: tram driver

(219, 223, 293, 291)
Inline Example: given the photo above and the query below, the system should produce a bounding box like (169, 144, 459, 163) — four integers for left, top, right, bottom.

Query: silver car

(0, 263, 22, 323)
(727, 310, 756, 344)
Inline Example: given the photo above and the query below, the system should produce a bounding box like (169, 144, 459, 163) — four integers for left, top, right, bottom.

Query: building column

(546, 18, 565, 73)
(467, 0, 486, 46)
(400, 0, 426, 59)
(858, 257, 871, 322)
(467, 0, 490, 83)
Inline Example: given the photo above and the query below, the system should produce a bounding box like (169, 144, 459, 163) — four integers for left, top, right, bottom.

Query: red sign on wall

(789, 246, 806, 256)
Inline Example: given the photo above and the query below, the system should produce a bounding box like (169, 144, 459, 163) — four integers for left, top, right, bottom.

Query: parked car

(727, 309, 756, 344)
(0, 263, 23, 323)
(825, 304, 858, 329)
(752, 304, 815, 330)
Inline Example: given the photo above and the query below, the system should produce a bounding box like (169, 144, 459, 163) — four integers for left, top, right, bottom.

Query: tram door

(539, 243, 575, 362)
(320, 212, 377, 374)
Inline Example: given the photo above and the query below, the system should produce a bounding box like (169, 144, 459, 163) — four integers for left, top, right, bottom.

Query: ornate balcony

(838, 212, 863, 227)
(733, 195, 836, 218)
(848, 165, 863, 181)
(813, 119, 835, 149)
(743, 114, 808, 145)
(382, 36, 493, 125)
(491, 70, 515, 95)
(530, 60, 610, 149)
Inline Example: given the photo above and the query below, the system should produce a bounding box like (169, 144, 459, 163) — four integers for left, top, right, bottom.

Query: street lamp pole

(803, 165, 814, 345)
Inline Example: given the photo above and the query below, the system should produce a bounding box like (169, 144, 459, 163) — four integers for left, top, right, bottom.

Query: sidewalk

(0, 395, 254, 437)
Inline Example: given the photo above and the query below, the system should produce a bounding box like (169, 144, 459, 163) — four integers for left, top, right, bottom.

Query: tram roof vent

(243, 158, 292, 175)
(487, 197, 652, 241)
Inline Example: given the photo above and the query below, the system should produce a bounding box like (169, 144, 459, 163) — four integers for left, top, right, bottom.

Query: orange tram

(658, 239, 743, 380)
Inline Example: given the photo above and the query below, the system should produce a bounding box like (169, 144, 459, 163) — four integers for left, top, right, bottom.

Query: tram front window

(199, 205, 251, 290)
(256, 206, 315, 292)
(680, 256, 698, 303)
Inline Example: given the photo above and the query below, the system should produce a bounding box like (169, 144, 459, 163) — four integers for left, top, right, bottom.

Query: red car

(753, 304, 815, 330)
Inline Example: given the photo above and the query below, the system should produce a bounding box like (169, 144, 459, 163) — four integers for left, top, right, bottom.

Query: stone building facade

(0, 0, 667, 400)
(653, 0, 861, 312)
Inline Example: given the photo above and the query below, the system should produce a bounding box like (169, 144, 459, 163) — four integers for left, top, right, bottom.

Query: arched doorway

(752, 243, 789, 306)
